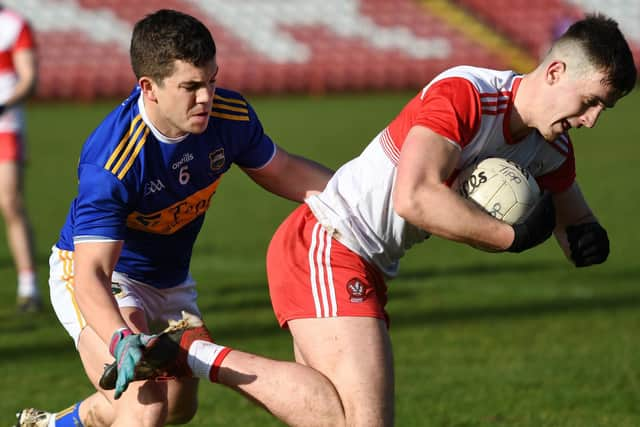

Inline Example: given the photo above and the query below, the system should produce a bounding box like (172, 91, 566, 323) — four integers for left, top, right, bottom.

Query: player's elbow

(392, 185, 415, 221)
(392, 186, 434, 229)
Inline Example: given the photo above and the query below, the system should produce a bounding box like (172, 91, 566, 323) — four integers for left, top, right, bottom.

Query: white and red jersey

(306, 66, 575, 277)
(0, 7, 35, 132)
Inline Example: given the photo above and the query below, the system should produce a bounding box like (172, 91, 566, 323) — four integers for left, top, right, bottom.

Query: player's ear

(139, 76, 158, 102)
(546, 61, 566, 85)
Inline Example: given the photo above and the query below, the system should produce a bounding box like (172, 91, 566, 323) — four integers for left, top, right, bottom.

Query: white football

(454, 157, 541, 225)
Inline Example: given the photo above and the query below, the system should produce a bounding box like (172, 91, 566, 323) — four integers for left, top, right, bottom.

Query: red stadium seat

(10, 0, 640, 98)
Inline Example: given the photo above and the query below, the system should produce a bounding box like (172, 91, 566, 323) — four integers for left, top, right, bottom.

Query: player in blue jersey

(15, 9, 335, 427)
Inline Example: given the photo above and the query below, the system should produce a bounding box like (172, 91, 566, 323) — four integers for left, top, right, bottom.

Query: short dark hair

(130, 9, 216, 83)
(558, 13, 637, 96)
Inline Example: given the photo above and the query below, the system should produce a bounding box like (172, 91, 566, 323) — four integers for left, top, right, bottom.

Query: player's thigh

(289, 316, 394, 424)
(114, 306, 200, 422)
(76, 311, 199, 422)
(165, 376, 200, 424)
(76, 324, 119, 390)
(75, 322, 161, 419)
(76, 306, 151, 389)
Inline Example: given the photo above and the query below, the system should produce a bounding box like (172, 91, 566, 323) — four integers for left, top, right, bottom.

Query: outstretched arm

(242, 145, 333, 202)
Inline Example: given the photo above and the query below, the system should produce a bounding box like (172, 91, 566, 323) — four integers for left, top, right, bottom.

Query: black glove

(565, 222, 609, 267)
(507, 193, 556, 253)
(0, 105, 5, 115)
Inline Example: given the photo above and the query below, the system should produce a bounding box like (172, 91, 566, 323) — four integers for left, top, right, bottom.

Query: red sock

(209, 347, 233, 382)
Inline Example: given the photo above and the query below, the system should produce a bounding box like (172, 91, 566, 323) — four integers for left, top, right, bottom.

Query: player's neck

(141, 96, 188, 139)
(509, 74, 536, 141)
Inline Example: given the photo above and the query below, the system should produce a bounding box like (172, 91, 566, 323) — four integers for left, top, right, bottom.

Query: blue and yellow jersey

(57, 86, 275, 288)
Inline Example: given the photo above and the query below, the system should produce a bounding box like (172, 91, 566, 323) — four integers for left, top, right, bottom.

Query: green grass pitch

(0, 89, 639, 426)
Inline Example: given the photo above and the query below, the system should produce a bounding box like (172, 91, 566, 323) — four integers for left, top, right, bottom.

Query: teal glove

(109, 328, 153, 399)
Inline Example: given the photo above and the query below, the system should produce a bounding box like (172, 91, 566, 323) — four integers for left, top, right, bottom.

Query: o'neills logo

(172, 152, 194, 170)
(346, 278, 367, 303)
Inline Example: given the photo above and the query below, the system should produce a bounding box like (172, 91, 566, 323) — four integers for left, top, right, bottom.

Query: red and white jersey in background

(0, 7, 35, 132)
(306, 65, 576, 277)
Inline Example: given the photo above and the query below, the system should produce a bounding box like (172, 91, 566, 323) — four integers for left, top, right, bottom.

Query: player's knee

(162, 378, 200, 424)
(114, 383, 170, 426)
(166, 402, 198, 425)
(84, 404, 113, 427)
(334, 376, 394, 427)
(342, 396, 393, 427)
(114, 401, 168, 427)
(142, 403, 169, 427)
(0, 192, 23, 220)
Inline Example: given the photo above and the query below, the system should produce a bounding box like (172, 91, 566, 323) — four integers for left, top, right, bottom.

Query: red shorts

(0, 132, 24, 162)
(267, 203, 388, 328)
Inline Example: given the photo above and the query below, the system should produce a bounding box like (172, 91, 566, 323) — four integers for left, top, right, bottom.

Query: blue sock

(54, 401, 84, 427)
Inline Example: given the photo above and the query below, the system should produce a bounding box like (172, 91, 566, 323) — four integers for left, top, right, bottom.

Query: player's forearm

(552, 182, 598, 261)
(74, 271, 128, 345)
(4, 50, 37, 107)
(73, 240, 128, 345)
(394, 182, 514, 251)
(288, 155, 333, 201)
(3, 78, 36, 107)
(246, 149, 333, 202)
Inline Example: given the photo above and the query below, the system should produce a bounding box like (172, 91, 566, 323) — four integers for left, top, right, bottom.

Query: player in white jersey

(304, 65, 576, 278)
(265, 14, 636, 426)
(0, 4, 40, 312)
(84, 14, 636, 427)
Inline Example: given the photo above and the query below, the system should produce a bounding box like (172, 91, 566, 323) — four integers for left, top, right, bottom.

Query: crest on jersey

(111, 282, 127, 299)
(209, 148, 225, 171)
(346, 278, 367, 303)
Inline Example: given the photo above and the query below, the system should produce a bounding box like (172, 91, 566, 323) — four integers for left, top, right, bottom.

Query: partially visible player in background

(0, 4, 40, 312)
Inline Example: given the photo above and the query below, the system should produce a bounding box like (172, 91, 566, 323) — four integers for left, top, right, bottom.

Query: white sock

(187, 340, 227, 379)
(17, 270, 38, 298)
